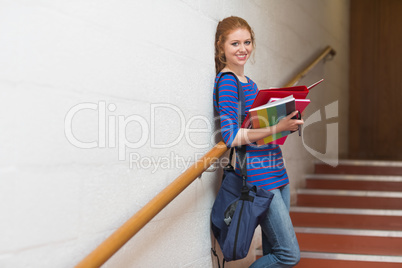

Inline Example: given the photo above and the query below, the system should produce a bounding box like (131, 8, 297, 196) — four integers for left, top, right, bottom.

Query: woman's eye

(245, 41, 251, 45)
(231, 42, 239, 46)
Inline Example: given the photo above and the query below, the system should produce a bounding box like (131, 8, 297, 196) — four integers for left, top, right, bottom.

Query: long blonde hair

(214, 16, 256, 74)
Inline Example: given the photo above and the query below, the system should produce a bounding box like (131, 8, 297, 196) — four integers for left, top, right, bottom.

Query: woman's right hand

(276, 111, 304, 133)
(231, 110, 304, 147)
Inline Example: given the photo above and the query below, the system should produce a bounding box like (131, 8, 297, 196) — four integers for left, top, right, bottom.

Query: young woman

(213, 16, 303, 267)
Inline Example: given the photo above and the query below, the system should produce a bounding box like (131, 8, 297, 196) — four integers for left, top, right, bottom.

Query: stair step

(305, 174, 402, 191)
(315, 160, 402, 175)
(256, 245, 402, 266)
(287, 160, 402, 267)
(296, 189, 402, 209)
(297, 252, 402, 268)
(295, 227, 402, 256)
(290, 207, 402, 230)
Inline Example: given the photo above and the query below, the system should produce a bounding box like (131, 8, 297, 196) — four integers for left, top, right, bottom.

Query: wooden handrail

(76, 45, 336, 268)
(76, 142, 228, 268)
(284, 46, 336, 87)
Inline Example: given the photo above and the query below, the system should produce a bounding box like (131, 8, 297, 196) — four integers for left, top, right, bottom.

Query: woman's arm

(231, 110, 304, 147)
(214, 73, 304, 148)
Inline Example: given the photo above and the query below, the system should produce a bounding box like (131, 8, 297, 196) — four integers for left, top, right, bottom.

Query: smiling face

(222, 28, 253, 70)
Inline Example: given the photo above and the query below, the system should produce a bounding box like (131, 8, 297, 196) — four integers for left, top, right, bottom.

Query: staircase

(291, 160, 402, 267)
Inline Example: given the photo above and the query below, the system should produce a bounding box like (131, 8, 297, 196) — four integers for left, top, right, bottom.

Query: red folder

(242, 85, 309, 128)
(242, 79, 322, 145)
(251, 86, 308, 108)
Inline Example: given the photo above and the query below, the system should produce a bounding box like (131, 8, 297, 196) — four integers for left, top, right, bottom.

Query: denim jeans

(249, 184, 300, 268)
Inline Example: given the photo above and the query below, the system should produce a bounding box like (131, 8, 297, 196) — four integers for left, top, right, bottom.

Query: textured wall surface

(0, 0, 349, 267)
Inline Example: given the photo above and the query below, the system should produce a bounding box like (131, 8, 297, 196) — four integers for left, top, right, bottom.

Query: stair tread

(300, 251, 402, 263)
(290, 207, 402, 230)
(296, 233, 402, 256)
(294, 227, 402, 237)
(297, 259, 402, 268)
(314, 160, 402, 175)
(298, 189, 402, 197)
(290, 206, 402, 215)
(306, 174, 402, 181)
(316, 159, 402, 167)
(256, 250, 402, 261)
(296, 252, 402, 268)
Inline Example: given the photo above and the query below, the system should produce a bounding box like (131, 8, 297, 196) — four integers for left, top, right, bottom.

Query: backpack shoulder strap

(215, 72, 247, 178)
(215, 72, 246, 127)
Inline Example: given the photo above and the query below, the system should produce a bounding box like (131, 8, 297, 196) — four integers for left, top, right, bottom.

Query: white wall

(0, 0, 349, 267)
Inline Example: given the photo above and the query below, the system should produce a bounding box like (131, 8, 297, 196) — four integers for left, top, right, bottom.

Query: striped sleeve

(214, 74, 240, 147)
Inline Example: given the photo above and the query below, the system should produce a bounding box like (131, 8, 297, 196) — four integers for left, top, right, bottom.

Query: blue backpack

(211, 73, 274, 263)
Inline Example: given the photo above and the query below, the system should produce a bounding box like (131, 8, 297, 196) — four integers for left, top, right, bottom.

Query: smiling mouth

(236, 54, 247, 60)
